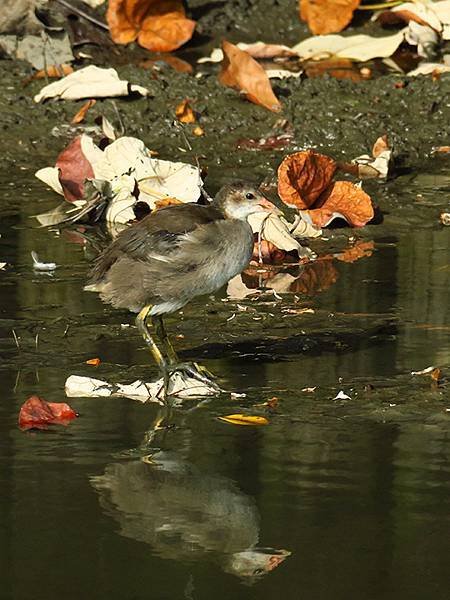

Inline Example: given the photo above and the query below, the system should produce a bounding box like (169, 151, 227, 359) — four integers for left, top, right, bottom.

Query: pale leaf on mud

(217, 414, 269, 426)
(107, 0, 195, 52)
(344, 134, 391, 179)
(408, 62, 450, 76)
(175, 99, 196, 123)
(301, 181, 374, 228)
(71, 99, 96, 124)
(299, 0, 361, 35)
(34, 65, 149, 102)
(379, 1, 450, 40)
(198, 41, 295, 64)
(219, 40, 282, 112)
(292, 29, 406, 61)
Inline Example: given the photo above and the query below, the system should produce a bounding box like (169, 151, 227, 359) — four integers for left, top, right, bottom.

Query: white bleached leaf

(35, 166, 64, 195)
(406, 22, 439, 57)
(333, 390, 351, 400)
(248, 212, 302, 252)
(65, 372, 218, 404)
(411, 366, 436, 375)
(352, 150, 391, 179)
(289, 214, 322, 238)
(292, 29, 406, 62)
(408, 62, 450, 75)
(265, 69, 303, 79)
(31, 251, 57, 271)
(34, 65, 149, 102)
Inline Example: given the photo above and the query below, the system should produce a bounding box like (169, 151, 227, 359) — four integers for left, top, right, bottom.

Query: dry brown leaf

(277, 150, 337, 209)
(154, 197, 184, 210)
(240, 42, 296, 59)
(219, 40, 282, 113)
(71, 99, 96, 124)
(305, 58, 362, 81)
(193, 125, 204, 136)
(299, 0, 361, 35)
(175, 99, 196, 123)
(431, 367, 442, 382)
(304, 181, 374, 228)
(107, 0, 196, 52)
(23, 64, 73, 85)
(434, 146, 450, 153)
(139, 54, 193, 73)
(218, 414, 269, 426)
(372, 134, 389, 158)
(378, 9, 430, 28)
(55, 136, 95, 202)
(86, 357, 101, 366)
(251, 238, 287, 264)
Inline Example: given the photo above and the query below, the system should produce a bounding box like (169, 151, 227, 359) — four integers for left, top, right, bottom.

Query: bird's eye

(245, 192, 255, 200)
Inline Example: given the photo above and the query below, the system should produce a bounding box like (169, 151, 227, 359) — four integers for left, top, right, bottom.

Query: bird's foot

(165, 361, 222, 394)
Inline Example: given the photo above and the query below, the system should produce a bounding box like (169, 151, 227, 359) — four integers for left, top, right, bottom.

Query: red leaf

(56, 136, 95, 202)
(19, 395, 77, 430)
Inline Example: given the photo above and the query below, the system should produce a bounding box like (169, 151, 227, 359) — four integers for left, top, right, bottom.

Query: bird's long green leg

(136, 305, 168, 373)
(153, 315, 179, 365)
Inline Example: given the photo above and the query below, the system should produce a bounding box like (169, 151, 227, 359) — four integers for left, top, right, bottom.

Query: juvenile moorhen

(85, 181, 280, 390)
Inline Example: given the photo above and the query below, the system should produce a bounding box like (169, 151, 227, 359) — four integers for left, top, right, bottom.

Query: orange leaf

(71, 99, 96, 125)
(107, 0, 195, 52)
(140, 54, 193, 73)
(154, 197, 184, 210)
(372, 134, 389, 158)
(277, 150, 337, 209)
(305, 181, 374, 228)
(193, 125, 204, 136)
(219, 40, 282, 113)
(175, 99, 196, 123)
(19, 395, 77, 430)
(299, 0, 360, 35)
(86, 357, 101, 366)
(23, 64, 74, 85)
(305, 58, 362, 82)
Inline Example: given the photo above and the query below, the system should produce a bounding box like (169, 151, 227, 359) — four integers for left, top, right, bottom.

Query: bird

(85, 181, 280, 393)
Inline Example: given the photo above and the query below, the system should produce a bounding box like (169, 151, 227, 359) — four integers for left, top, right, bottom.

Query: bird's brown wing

(87, 203, 223, 284)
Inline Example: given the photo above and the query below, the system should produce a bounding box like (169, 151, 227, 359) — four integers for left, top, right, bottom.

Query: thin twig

(55, 0, 109, 30)
(174, 121, 213, 203)
(12, 329, 20, 350)
(35, 331, 39, 350)
(110, 100, 125, 136)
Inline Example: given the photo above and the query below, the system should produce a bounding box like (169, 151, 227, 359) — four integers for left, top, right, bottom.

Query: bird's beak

(257, 197, 283, 215)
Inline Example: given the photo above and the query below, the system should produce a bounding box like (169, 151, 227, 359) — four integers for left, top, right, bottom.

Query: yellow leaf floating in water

(218, 414, 269, 426)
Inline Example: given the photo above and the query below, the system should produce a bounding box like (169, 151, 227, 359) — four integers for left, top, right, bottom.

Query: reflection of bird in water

(91, 453, 290, 580)
(85, 182, 279, 395)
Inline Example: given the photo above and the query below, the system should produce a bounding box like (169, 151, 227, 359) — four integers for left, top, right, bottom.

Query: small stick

(174, 121, 213, 203)
(12, 329, 20, 350)
(63, 323, 70, 337)
(35, 331, 39, 350)
(55, 0, 109, 30)
(110, 100, 125, 136)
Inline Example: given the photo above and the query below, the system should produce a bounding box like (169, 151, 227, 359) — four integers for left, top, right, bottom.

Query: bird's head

(214, 181, 281, 221)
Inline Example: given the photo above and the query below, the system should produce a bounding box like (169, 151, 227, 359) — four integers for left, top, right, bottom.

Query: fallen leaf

(107, 0, 195, 52)
(153, 197, 184, 210)
(339, 134, 391, 179)
(292, 29, 406, 62)
(277, 150, 337, 209)
(19, 395, 77, 430)
(440, 212, 450, 226)
(434, 146, 450, 153)
(219, 40, 282, 112)
(34, 65, 148, 103)
(408, 62, 450, 76)
(266, 396, 279, 409)
(139, 54, 193, 73)
(55, 135, 96, 202)
(86, 357, 101, 366)
(302, 386, 317, 392)
(193, 125, 204, 136)
(289, 260, 338, 294)
(71, 99, 96, 124)
(31, 251, 57, 271)
(23, 64, 73, 85)
(411, 366, 436, 375)
(333, 390, 351, 400)
(372, 134, 389, 158)
(304, 57, 362, 81)
(299, 0, 361, 35)
(431, 367, 442, 382)
(237, 41, 296, 59)
(175, 99, 196, 123)
(302, 181, 374, 228)
(218, 414, 269, 426)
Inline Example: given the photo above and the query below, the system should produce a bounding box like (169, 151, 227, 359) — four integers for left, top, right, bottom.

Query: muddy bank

(0, 54, 449, 196)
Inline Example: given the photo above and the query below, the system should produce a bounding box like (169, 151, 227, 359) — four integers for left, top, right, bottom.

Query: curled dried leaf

(193, 125, 204, 136)
(19, 395, 77, 430)
(86, 357, 101, 366)
(154, 197, 184, 210)
(277, 150, 337, 209)
(23, 64, 74, 85)
(219, 40, 282, 113)
(107, 0, 195, 52)
(55, 136, 95, 202)
(218, 414, 269, 426)
(299, 0, 361, 35)
(372, 134, 389, 158)
(71, 99, 96, 124)
(175, 99, 196, 123)
(303, 181, 374, 228)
